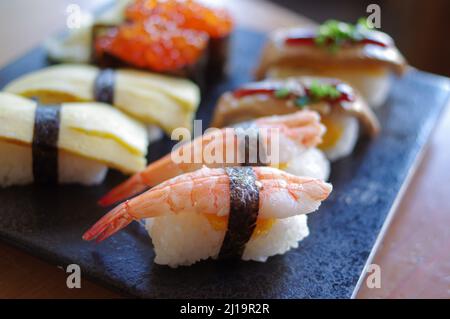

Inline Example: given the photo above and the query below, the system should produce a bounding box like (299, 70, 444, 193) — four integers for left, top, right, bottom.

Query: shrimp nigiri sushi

(210, 77, 379, 161)
(0, 92, 148, 187)
(255, 19, 407, 108)
(99, 110, 330, 207)
(83, 166, 332, 267)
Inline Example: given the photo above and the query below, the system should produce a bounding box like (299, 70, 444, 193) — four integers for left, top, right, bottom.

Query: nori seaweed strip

(233, 122, 268, 166)
(206, 35, 230, 84)
(243, 131, 268, 166)
(93, 68, 115, 105)
(91, 24, 120, 66)
(218, 167, 260, 260)
(32, 105, 61, 184)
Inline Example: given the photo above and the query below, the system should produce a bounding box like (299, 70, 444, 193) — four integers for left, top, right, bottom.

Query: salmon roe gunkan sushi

(94, 0, 233, 72)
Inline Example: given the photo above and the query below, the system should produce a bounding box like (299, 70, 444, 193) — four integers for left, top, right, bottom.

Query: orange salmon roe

(126, 0, 233, 38)
(95, 20, 208, 72)
(95, 0, 233, 72)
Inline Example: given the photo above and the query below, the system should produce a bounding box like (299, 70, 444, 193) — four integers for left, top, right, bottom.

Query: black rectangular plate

(0, 28, 449, 299)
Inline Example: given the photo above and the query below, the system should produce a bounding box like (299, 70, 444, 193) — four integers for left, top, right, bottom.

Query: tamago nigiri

(255, 19, 407, 108)
(0, 93, 148, 187)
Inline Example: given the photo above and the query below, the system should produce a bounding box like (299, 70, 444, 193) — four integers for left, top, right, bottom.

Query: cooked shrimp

(98, 110, 325, 206)
(84, 166, 332, 242)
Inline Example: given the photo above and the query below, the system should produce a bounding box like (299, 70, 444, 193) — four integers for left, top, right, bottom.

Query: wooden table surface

(0, 0, 449, 299)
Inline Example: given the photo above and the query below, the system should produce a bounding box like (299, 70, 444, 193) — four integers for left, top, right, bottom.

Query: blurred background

(0, 0, 449, 76)
(271, 0, 450, 77)
(0, 0, 450, 76)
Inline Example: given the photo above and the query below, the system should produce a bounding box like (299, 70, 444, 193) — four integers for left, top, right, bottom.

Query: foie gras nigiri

(210, 76, 380, 161)
(255, 19, 407, 108)
(0, 92, 148, 187)
(83, 166, 332, 267)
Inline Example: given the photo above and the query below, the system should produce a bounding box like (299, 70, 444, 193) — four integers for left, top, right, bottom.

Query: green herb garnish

(357, 17, 372, 30)
(274, 87, 291, 99)
(314, 18, 371, 51)
(309, 81, 341, 101)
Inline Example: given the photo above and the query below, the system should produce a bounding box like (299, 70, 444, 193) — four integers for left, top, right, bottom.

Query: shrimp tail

(83, 201, 134, 242)
(98, 173, 149, 207)
(98, 154, 183, 207)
